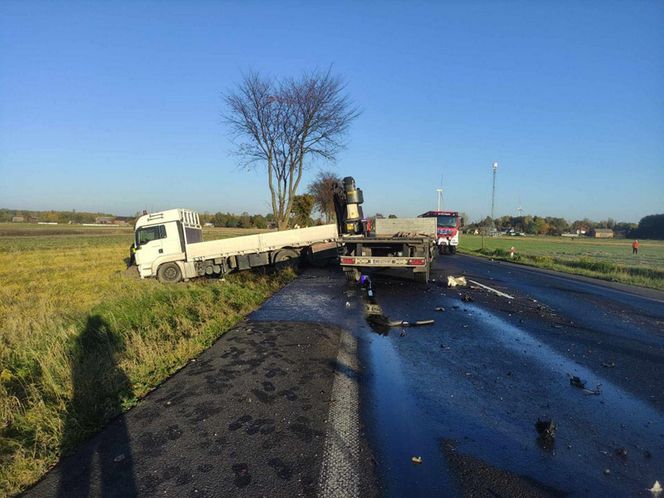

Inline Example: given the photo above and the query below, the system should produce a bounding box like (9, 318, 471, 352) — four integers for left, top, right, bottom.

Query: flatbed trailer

(132, 209, 338, 282)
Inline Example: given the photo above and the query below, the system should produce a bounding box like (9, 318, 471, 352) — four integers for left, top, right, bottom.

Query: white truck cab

(133, 209, 201, 279)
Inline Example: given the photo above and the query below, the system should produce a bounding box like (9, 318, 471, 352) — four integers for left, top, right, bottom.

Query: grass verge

(459, 243, 664, 291)
(0, 227, 293, 496)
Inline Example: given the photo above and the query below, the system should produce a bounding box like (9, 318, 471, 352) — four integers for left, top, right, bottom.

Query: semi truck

(132, 209, 338, 282)
(334, 177, 437, 282)
(419, 210, 461, 254)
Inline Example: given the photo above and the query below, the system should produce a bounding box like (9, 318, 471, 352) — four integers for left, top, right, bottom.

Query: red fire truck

(419, 210, 460, 254)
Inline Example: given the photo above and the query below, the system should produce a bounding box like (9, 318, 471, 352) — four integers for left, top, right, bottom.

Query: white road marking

(468, 279, 514, 299)
(318, 331, 360, 498)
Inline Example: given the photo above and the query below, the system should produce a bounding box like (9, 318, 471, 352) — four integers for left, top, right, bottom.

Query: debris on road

(569, 375, 587, 389)
(604, 469, 611, 476)
(602, 362, 616, 368)
(113, 454, 126, 463)
(447, 276, 467, 287)
(435, 306, 445, 312)
(411, 456, 423, 464)
(461, 294, 474, 303)
(614, 447, 628, 459)
(535, 418, 556, 442)
(648, 480, 662, 496)
(583, 384, 602, 396)
(389, 319, 435, 327)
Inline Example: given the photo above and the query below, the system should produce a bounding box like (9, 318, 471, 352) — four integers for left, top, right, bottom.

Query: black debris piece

(535, 418, 556, 440)
(569, 375, 587, 389)
(614, 447, 628, 459)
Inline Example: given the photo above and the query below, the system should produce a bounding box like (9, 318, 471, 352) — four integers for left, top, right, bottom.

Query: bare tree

(223, 70, 358, 230)
(307, 170, 342, 223)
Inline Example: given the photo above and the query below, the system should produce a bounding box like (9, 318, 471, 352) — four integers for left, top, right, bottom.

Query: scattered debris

(388, 319, 435, 327)
(400, 330, 406, 337)
(113, 453, 126, 463)
(345, 301, 351, 308)
(602, 362, 616, 368)
(411, 456, 423, 464)
(583, 384, 602, 396)
(644, 450, 652, 459)
(535, 418, 556, 441)
(447, 276, 467, 287)
(461, 294, 474, 303)
(614, 447, 628, 459)
(604, 468, 611, 476)
(569, 375, 587, 389)
(648, 480, 662, 496)
(435, 306, 445, 312)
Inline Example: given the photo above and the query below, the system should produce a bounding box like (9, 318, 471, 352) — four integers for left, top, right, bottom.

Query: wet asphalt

(23, 254, 664, 497)
(357, 254, 664, 498)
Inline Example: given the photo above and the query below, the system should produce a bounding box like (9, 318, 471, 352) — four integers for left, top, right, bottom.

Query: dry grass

(0, 225, 291, 496)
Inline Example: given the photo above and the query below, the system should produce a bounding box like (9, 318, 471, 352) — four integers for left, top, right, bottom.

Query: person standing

(632, 239, 640, 255)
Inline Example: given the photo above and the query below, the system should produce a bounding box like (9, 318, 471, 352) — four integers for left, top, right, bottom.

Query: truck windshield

(136, 225, 166, 246)
(437, 215, 457, 227)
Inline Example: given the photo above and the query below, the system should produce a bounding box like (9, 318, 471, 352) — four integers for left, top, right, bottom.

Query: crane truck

(334, 177, 437, 282)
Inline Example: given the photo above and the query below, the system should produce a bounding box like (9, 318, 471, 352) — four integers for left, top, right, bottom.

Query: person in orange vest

(632, 240, 640, 255)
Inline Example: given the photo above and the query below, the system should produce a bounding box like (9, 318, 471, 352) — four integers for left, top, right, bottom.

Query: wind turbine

(436, 172, 444, 211)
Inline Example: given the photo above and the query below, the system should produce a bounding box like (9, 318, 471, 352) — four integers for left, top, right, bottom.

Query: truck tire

(449, 246, 457, 255)
(157, 262, 182, 283)
(344, 268, 360, 282)
(273, 248, 300, 269)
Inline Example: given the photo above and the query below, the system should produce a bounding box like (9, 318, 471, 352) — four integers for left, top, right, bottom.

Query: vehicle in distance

(419, 210, 461, 254)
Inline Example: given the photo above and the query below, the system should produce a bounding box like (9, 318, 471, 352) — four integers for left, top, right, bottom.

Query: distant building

(592, 228, 614, 238)
(11, 216, 24, 223)
(95, 216, 115, 224)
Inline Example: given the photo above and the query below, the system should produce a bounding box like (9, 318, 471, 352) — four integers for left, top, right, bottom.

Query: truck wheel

(439, 245, 446, 255)
(273, 248, 300, 268)
(344, 268, 360, 282)
(449, 246, 457, 255)
(343, 268, 360, 282)
(157, 262, 182, 283)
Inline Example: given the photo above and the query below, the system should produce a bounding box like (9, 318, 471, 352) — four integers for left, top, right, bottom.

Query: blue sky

(1, 1, 662, 222)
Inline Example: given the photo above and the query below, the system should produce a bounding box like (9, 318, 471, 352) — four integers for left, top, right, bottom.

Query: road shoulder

(25, 319, 370, 497)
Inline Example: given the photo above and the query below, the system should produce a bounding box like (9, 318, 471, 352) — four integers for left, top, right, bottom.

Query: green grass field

(0, 223, 290, 496)
(459, 234, 664, 290)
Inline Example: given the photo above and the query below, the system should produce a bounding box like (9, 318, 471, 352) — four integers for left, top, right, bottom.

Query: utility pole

(436, 188, 443, 211)
(491, 162, 498, 221)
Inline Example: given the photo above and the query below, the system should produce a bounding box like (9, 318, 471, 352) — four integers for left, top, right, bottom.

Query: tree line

(467, 214, 664, 239)
(0, 209, 116, 224)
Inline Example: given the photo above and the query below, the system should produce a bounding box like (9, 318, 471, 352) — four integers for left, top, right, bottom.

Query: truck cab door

(134, 224, 167, 275)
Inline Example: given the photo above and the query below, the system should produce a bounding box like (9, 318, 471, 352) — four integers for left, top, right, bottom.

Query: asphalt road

(358, 254, 664, 497)
(24, 255, 664, 497)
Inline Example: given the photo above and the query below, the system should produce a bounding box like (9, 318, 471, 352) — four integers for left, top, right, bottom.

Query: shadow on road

(57, 315, 137, 497)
